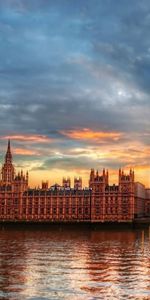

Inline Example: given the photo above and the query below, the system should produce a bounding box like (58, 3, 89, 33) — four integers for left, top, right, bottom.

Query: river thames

(0, 226, 149, 300)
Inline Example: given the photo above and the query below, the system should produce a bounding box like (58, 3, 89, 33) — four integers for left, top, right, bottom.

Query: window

(14, 199, 18, 205)
(65, 208, 69, 214)
(78, 208, 82, 214)
(84, 208, 89, 214)
(72, 208, 76, 214)
(28, 208, 32, 214)
(59, 208, 63, 214)
(23, 199, 26, 205)
(34, 208, 38, 214)
(40, 208, 44, 214)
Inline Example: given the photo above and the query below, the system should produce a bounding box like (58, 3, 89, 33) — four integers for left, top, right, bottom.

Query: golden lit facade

(0, 141, 149, 222)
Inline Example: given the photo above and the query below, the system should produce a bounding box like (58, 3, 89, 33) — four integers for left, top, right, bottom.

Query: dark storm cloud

(0, 0, 150, 177)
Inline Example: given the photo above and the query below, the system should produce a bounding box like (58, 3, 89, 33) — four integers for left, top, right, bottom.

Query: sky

(0, 0, 150, 187)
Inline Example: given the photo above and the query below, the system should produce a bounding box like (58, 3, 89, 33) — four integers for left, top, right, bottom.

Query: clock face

(121, 185, 130, 193)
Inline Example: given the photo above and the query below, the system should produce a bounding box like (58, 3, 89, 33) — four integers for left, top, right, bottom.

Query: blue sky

(0, 0, 150, 186)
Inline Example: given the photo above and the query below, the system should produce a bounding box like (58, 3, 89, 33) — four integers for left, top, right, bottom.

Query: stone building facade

(145, 189, 150, 217)
(0, 141, 149, 222)
(134, 182, 146, 218)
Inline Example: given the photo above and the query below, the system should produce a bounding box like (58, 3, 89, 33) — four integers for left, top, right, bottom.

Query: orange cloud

(112, 147, 150, 163)
(132, 165, 150, 171)
(1, 135, 51, 143)
(14, 148, 40, 156)
(60, 128, 122, 141)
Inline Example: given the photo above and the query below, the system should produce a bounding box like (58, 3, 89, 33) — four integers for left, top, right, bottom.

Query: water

(0, 226, 150, 300)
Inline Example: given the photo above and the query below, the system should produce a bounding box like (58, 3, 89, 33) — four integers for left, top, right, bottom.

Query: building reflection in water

(84, 229, 150, 299)
(0, 228, 149, 300)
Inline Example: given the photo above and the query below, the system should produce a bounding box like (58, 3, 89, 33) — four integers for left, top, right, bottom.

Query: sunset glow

(60, 129, 123, 141)
(0, 2, 150, 300)
(0, 0, 149, 188)
(0, 135, 51, 143)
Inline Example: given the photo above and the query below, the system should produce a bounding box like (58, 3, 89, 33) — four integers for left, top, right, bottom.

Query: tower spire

(5, 139, 12, 164)
(8, 139, 10, 151)
(2, 140, 14, 182)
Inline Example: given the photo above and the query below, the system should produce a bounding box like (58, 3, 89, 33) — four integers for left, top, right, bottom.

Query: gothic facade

(0, 141, 149, 223)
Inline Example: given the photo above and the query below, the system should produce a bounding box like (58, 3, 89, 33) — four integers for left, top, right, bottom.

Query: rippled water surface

(0, 226, 150, 300)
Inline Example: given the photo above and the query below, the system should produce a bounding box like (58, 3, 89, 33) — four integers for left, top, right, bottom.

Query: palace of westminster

(0, 140, 149, 223)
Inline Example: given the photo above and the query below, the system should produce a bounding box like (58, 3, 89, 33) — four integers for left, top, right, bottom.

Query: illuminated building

(0, 141, 149, 223)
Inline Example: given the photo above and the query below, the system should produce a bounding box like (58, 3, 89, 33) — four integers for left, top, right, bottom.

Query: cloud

(60, 128, 123, 142)
(0, 0, 150, 186)
(13, 148, 40, 156)
(0, 135, 52, 143)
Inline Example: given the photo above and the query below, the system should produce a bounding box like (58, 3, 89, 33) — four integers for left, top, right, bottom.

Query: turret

(119, 169, 134, 184)
(62, 177, 71, 188)
(42, 181, 48, 190)
(89, 168, 109, 191)
(119, 169, 134, 193)
(106, 169, 109, 185)
(90, 169, 95, 181)
(26, 171, 29, 183)
(74, 177, 82, 190)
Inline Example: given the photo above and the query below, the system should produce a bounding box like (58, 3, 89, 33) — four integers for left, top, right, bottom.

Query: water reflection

(0, 227, 149, 299)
